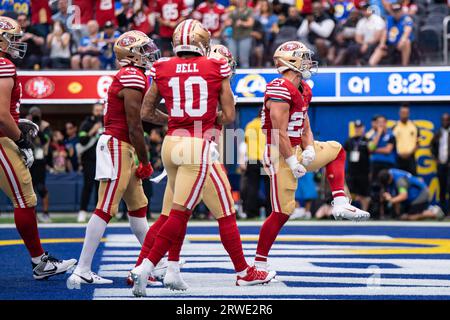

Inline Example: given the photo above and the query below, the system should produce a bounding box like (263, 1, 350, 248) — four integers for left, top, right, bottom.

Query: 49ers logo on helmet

(218, 47, 232, 59)
(281, 42, 301, 51)
(0, 19, 14, 30)
(119, 36, 136, 47)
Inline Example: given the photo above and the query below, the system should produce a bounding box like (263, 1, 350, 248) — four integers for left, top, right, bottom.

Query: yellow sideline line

(0, 238, 106, 246)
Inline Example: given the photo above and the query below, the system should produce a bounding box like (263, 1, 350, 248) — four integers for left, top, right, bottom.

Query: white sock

(168, 260, 180, 272)
(31, 253, 45, 265)
(333, 196, 349, 206)
(129, 216, 149, 245)
(75, 214, 107, 274)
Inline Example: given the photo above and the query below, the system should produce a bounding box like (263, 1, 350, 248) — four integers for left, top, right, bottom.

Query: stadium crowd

(1, 0, 450, 69)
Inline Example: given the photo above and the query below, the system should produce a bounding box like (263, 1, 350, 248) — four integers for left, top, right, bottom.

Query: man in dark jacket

(77, 104, 104, 222)
(431, 113, 450, 214)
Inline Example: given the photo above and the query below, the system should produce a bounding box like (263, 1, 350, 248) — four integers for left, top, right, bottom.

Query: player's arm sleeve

(218, 60, 232, 79)
(265, 83, 292, 104)
(118, 71, 147, 92)
(0, 62, 16, 78)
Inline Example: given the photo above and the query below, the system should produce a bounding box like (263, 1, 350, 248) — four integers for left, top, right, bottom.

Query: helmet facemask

(2, 32, 27, 59)
(276, 49, 318, 79)
(137, 40, 161, 69)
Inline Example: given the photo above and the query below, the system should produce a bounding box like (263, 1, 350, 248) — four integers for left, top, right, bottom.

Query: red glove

(135, 163, 154, 180)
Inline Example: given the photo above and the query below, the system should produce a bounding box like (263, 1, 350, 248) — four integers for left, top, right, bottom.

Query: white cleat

(126, 272, 162, 287)
(236, 266, 276, 286)
(77, 210, 87, 223)
(331, 197, 370, 221)
(130, 259, 153, 297)
(163, 264, 189, 291)
(67, 270, 113, 285)
(153, 258, 186, 281)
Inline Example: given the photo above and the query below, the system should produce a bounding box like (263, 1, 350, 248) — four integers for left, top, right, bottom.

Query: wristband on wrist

(304, 145, 314, 153)
(285, 155, 299, 170)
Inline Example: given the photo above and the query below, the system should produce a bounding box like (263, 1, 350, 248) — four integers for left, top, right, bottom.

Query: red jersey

(149, 56, 231, 139)
(261, 78, 312, 147)
(104, 66, 149, 143)
(0, 58, 21, 138)
(95, 0, 116, 27)
(132, 6, 154, 35)
(31, 0, 53, 25)
(156, 0, 186, 38)
(73, 0, 94, 25)
(192, 2, 226, 35)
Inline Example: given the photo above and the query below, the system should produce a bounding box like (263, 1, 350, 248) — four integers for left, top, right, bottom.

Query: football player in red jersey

(0, 16, 77, 280)
(128, 44, 275, 291)
(254, 41, 370, 271)
(130, 20, 274, 297)
(192, 0, 227, 45)
(67, 30, 161, 286)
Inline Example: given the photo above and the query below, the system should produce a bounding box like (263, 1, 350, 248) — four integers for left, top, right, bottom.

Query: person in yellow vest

(241, 111, 271, 218)
(393, 103, 419, 175)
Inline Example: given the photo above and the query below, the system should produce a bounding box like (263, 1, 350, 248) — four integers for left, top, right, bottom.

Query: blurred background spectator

(393, 103, 419, 175)
(97, 20, 121, 70)
(71, 20, 101, 70)
(432, 113, 450, 213)
(49, 130, 72, 173)
(155, 0, 187, 57)
(226, 0, 255, 67)
(192, 0, 227, 45)
(16, 13, 45, 70)
(64, 121, 79, 172)
(52, 0, 71, 28)
(44, 20, 72, 69)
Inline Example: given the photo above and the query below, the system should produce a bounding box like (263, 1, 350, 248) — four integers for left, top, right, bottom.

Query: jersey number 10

(168, 76, 209, 117)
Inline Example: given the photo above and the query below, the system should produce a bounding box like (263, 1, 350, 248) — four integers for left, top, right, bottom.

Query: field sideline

(1, 221, 450, 300)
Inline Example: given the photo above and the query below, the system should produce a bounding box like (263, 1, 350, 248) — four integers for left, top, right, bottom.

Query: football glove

(14, 132, 34, 168)
(301, 145, 316, 167)
(285, 155, 307, 179)
(18, 119, 39, 138)
(135, 162, 154, 180)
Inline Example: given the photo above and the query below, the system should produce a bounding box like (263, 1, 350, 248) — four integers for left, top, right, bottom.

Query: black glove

(14, 132, 34, 168)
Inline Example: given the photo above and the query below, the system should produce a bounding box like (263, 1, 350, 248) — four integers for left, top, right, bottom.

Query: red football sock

(326, 148, 347, 198)
(136, 214, 168, 266)
(14, 207, 44, 258)
(218, 214, 248, 273)
(168, 222, 187, 262)
(146, 209, 191, 266)
(255, 211, 289, 262)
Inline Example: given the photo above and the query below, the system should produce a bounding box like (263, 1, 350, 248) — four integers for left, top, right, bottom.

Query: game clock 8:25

(387, 73, 436, 95)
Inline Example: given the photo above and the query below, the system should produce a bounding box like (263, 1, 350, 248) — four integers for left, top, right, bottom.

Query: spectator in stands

(431, 113, 450, 214)
(45, 20, 71, 69)
(73, 0, 95, 27)
(64, 121, 79, 172)
(241, 112, 271, 219)
(192, 0, 227, 45)
(379, 169, 444, 220)
(393, 104, 419, 175)
(49, 130, 72, 173)
(149, 128, 165, 171)
(328, 7, 359, 65)
(250, 18, 265, 67)
(399, 0, 418, 15)
(51, 0, 72, 28)
(155, 0, 187, 57)
(333, 0, 355, 25)
(117, 0, 134, 33)
(343, 120, 371, 211)
(77, 104, 103, 223)
(97, 20, 121, 70)
(131, 1, 156, 36)
(16, 13, 45, 70)
(369, 3, 414, 66)
(30, 0, 53, 36)
(95, 0, 116, 28)
(256, 0, 278, 64)
(226, 0, 255, 68)
(71, 20, 101, 70)
(27, 107, 52, 223)
(346, 2, 385, 65)
(272, 5, 302, 53)
(368, 115, 397, 180)
(297, 0, 336, 64)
